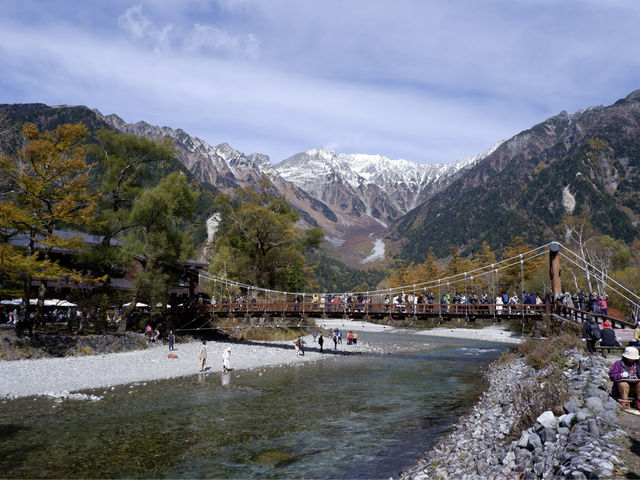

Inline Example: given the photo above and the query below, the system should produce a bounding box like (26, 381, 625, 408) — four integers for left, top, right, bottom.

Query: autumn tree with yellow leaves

(0, 123, 97, 334)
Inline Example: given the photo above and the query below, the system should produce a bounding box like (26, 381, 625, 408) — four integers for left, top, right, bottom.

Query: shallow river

(0, 332, 510, 479)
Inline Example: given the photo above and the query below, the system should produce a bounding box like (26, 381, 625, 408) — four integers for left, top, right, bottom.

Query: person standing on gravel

(168, 331, 175, 351)
(223, 347, 231, 372)
(199, 341, 207, 372)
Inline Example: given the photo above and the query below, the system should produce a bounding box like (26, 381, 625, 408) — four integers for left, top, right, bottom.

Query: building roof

(6, 229, 121, 253)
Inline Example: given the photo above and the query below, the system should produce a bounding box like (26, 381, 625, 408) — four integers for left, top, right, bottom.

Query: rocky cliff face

(386, 90, 640, 261)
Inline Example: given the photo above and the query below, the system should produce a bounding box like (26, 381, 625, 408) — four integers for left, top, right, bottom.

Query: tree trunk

(17, 276, 33, 337)
(118, 293, 137, 333)
(36, 282, 46, 332)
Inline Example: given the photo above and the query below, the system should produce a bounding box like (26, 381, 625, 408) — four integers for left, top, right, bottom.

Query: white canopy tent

(122, 302, 150, 308)
(0, 299, 21, 306)
(1, 299, 77, 307)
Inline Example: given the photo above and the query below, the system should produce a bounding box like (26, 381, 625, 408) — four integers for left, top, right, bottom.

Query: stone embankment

(400, 351, 628, 479)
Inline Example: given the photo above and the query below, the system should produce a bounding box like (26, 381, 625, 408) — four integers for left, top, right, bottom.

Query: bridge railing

(553, 304, 634, 329)
(201, 301, 551, 317)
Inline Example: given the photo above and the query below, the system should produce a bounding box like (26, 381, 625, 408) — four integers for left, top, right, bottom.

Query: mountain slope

(95, 113, 490, 265)
(385, 90, 640, 261)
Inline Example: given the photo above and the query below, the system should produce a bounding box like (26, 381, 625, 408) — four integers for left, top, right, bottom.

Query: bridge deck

(194, 302, 633, 329)
(203, 301, 546, 319)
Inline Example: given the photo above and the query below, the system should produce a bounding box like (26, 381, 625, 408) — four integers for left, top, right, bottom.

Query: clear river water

(0, 332, 510, 479)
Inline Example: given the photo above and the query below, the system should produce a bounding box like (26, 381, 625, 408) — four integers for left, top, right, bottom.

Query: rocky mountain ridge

(274, 144, 501, 226)
(95, 110, 491, 265)
(386, 89, 640, 261)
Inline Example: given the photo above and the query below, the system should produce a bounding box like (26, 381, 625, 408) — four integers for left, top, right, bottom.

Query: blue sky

(1, 1, 639, 165)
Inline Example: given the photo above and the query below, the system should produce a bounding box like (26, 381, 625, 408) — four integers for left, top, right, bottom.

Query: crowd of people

(557, 291, 610, 315)
(194, 289, 619, 321)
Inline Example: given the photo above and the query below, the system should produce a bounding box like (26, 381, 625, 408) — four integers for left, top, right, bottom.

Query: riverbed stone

(559, 412, 576, 428)
(584, 387, 608, 401)
(575, 409, 591, 422)
(598, 410, 618, 427)
(587, 418, 599, 437)
(564, 398, 582, 413)
(517, 431, 530, 448)
(585, 396, 604, 412)
(603, 396, 620, 411)
(527, 432, 542, 451)
(539, 427, 556, 444)
(537, 410, 559, 429)
(514, 446, 531, 461)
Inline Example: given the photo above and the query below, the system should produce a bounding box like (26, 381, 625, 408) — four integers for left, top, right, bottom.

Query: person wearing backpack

(581, 315, 601, 354)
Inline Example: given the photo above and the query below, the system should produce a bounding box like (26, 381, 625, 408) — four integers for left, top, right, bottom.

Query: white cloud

(184, 23, 260, 59)
(1, 1, 639, 164)
(117, 3, 173, 50)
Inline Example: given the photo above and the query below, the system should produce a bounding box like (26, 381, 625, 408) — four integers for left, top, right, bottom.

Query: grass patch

(496, 333, 584, 370)
(78, 345, 93, 356)
(518, 334, 584, 370)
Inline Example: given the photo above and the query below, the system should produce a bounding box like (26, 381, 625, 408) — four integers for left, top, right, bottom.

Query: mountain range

(94, 110, 498, 265)
(2, 88, 640, 266)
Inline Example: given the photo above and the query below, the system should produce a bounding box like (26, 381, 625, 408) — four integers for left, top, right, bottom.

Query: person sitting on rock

(600, 320, 621, 347)
(609, 346, 640, 410)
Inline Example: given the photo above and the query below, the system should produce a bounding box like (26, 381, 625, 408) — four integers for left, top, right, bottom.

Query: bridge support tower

(549, 242, 562, 301)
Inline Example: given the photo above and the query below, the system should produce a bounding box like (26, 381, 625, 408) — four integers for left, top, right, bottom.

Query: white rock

(537, 411, 559, 429)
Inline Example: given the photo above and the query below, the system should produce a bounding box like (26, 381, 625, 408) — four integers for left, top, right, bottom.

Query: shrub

(497, 332, 582, 434)
(78, 345, 93, 356)
(512, 365, 569, 433)
(513, 334, 583, 370)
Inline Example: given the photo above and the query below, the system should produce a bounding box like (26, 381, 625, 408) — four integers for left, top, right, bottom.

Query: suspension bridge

(179, 242, 640, 333)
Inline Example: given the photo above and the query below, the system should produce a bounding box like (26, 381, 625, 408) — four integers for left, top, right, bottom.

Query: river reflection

(0, 332, 510, 479)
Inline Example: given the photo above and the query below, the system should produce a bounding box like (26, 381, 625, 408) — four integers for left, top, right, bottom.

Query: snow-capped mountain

(274, 144, 502, 225)
(96, 110, 498, 264)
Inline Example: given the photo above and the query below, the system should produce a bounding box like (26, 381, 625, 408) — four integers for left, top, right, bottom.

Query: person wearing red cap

(600, 320, 621, 348)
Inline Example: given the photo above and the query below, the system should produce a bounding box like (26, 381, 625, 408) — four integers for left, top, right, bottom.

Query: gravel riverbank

(0, 321, 520, 400)
(399, 350, 628, 479)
